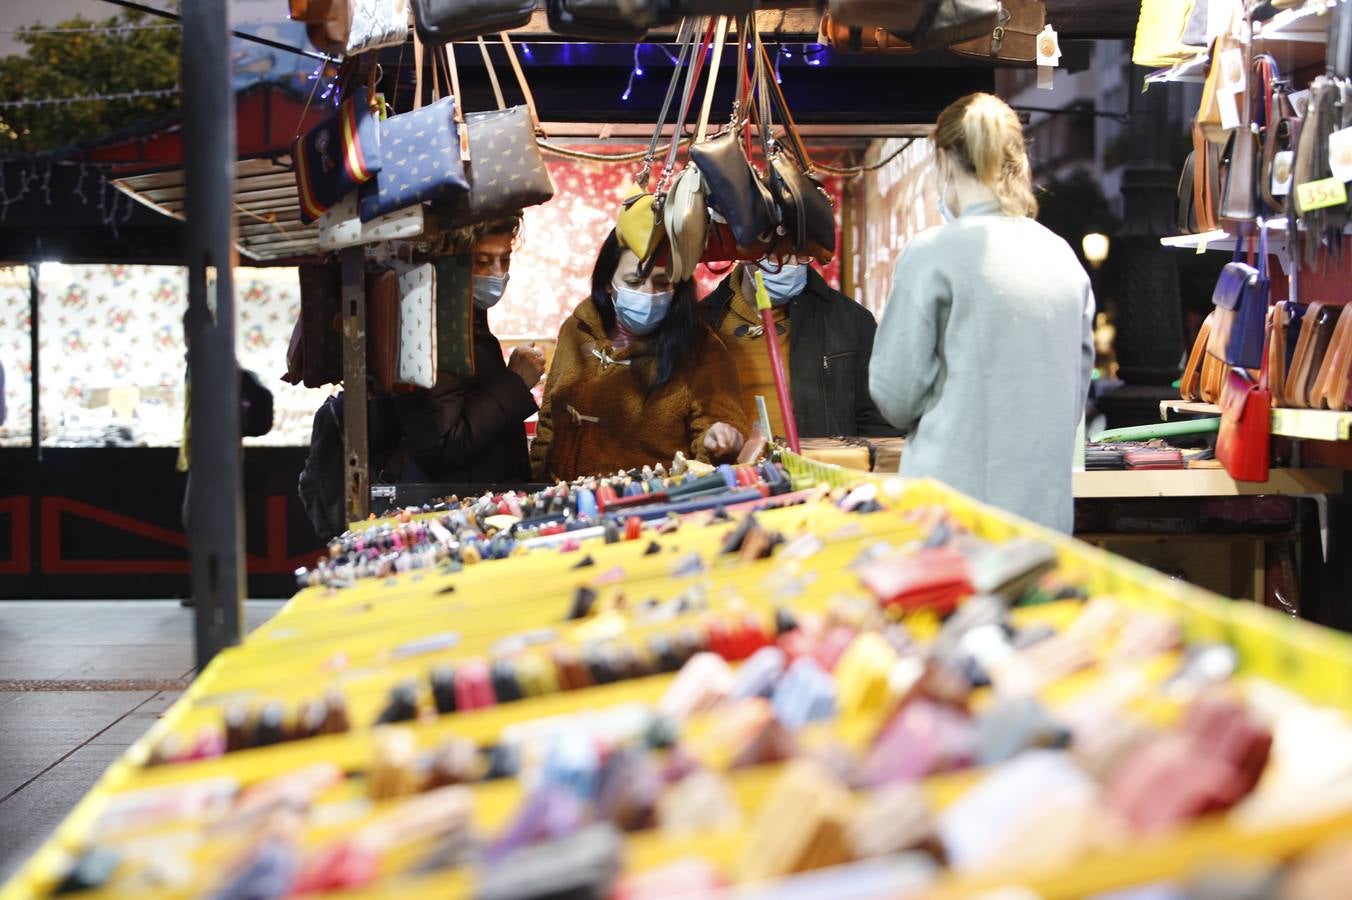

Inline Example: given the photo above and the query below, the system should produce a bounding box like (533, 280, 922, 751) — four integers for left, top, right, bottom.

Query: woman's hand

(703, 422, 745, 458)
(508, 344, 546, 388)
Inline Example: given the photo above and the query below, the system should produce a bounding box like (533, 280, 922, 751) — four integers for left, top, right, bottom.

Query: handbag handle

(694, 17, 730, 146)
(478, 37, 507, 111)
(499, 34, 546, 137)
(639, 18, 698, 187)
(658, 18, 719, 192)
(412, 27, 425, 111)
(758, 38, 816, 174)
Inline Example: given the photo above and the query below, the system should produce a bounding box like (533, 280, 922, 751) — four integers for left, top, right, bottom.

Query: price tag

(1296, 177, 1349, 212)
(1271, 150, 1293, 196)
(1218, 90, 1241, 131)
(1329, 126, 1352, 183)
(1218, 47, 1246, 95)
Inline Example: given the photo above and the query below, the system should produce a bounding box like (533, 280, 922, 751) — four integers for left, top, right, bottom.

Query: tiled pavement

(0, 601, 283, 882)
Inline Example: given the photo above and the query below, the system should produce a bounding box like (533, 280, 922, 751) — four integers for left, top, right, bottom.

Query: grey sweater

(868, 202, 1094, 533)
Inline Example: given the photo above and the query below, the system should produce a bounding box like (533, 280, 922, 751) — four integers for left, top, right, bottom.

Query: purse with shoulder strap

(949, 0, 1044, 64)
(829, 0, 999, 51)
(411, 0, 535, 44)
(1180, 311, 1213, 402)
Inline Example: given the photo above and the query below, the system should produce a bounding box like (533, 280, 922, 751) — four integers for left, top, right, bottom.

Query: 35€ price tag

(1296, 177, 1348, 212)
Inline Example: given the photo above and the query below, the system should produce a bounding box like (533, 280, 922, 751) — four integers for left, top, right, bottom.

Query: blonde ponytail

(933, 92, 1038, 218)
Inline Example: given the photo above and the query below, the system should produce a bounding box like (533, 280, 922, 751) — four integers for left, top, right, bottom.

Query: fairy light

(621, 43, 644, 102)
(520, 42, 532, 59)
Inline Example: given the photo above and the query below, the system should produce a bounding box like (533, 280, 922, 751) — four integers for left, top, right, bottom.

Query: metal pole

(182, 0, 244, 669)
(340, 246, 370, 524)
(28, 263, 40, 461)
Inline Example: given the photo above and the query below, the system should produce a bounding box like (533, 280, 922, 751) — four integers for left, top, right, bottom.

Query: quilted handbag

(297, 263, 344, 388)
(828, 0, 999, 51)
(318, 191, 428, 250)
(366, 265, 400, 392)
(412, 0, 535, 44)
(293, 85, 383, 224)
(433, 255, 475, 379)
(437, 37, 556, 229)
(1207, 233, 1266, 370)
(393, 261, 437, 388)
(347, 0, 409, 54)
(358, 95, 470, 222)
(1216, 368, 1270, 482)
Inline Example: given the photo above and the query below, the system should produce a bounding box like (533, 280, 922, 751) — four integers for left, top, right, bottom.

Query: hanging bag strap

(440, 43, 472, 163)
(499, 34, 545, 136)
(639, 18, 697, 188)
(694, 17, 730, 146)
(478, 37, 507, 110)
(760, 39, 815, 172)
(412, 27, 425, 111)
(658, 18, 718, 191)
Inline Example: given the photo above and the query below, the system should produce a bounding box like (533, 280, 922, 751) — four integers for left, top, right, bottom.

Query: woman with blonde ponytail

(869, 92, 1094, 533)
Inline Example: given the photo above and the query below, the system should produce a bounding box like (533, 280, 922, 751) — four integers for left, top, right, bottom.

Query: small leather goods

(437, 38, 556, 228)
(346, 0, 409, 55)
(968, 536, 1057, 601)
(318, 191, 428, 250)
(949, 0, 1045, 64)
(358, 96, 470, 223)
(433, 255, 475, 379)
(820, 12, 917, 52)
(1124, 447, 1185, 470)
(365, 265, 400, 393)
(829, 0, 1000, 51)
(293, 86, 383, 224)
(411, 0, 535, 44)
(1216, 367, 1271, 482)
(393, 261, 436, 389)
(857, 546, 973, 615)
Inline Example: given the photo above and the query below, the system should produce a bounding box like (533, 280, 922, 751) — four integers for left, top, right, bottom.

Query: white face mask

(613, 286, 674, 335)
(473, 273, 510, 310)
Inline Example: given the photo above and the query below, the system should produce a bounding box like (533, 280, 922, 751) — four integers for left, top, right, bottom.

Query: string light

(520, 43, 532, 59)
(0, 87, 180, 110)
(621, 43, 643, 102)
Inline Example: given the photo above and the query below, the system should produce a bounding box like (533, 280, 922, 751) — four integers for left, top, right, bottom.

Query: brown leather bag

(949, 0, 1045, 63)
(820, 12, 917, 52)
(1180, 312, 1213, 402)
(307, 0, 350, 56)
(1286, 302, 1329, 409)
(1267, 302, 1289, 408)
(365, 266, 400, 394)
(1313, 305, 1352, 410)
(1192, 123, 1222, 233)
(289, 0, 334, 23)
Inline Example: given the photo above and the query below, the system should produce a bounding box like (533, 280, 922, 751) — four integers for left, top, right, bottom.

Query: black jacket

(376, 310, 536, 484)
(701, 268, 899, 438)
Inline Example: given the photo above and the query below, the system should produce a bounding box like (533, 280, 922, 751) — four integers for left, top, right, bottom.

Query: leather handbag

(1207, 234, 1266, 369)
(358, 46, 470, 222)
(1191, 124, 1222, 233)
(1220, 126, 1258, 222)
(1267, 302, 1289, 407)
(1216, 367, 1271, 482)
(307, 0, 351, 55)
(411, 0, 535, 44)
(433, 255, 475, 379)
(393, 261, 437, 388)
(437, 36, 556, 229)
(293, 85, 383, 224)
(1303, 304, 1343, 407)
(1179, 312, 1213, 402)
(318, 191, 429, 250)
(758, 34, 836, 264)
(547, 0, 650, 41)
(829, 0, 1000, 51)
(1132, 0, 1199, 67)
(1313, 306, 1352, 410)
(347, 0, 409, 54)
(820, 12, 917, 52)
(298, 263, 344, 388)
(949, 0, 1045, 64)
(691, 19, 777, 251)
(1177, 150, 1200, 233)
(1200, 343, 1226, 403)
(366, 265, 400, 393)
(291, 0, 335, 23)
(1255, 54, 1298, 217)
(663, 20, 726, 280)
(1285, 301, 1323, 409)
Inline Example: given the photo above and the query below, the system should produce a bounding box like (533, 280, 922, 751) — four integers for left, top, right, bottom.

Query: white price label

(1271, 150, 1293, 196)
(1329, 126, 1352, 183)
(1218, 90, 1241, 131)
(1036, 26, 1061, 67)
(1218, 47, 1246, 95)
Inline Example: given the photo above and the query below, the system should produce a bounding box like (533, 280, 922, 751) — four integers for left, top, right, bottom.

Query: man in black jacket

(375, 215, 545, 485)
(700, 257, 898, 439)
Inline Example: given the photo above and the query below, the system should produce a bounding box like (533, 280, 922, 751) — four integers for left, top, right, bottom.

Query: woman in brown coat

(530, 230, 750, 482)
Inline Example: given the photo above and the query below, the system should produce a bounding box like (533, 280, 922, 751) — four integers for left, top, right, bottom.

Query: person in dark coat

(375, 215, 545, 485)
(700, 256, 898, 439)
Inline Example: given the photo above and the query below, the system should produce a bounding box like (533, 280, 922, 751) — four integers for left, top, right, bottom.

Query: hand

(508, 343, 545, 388)
(703, 422, 744, 459)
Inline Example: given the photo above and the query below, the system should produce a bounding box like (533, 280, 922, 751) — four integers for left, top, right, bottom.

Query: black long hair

(589, 230, 702, 394)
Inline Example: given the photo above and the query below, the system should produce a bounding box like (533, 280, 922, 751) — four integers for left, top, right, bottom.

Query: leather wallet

(858, 547, 973, 615)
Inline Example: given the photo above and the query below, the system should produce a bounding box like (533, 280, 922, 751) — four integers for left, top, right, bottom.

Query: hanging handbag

(1220, 124, 1259, 221)
(690, 18, 777, 252)
(828, 0, 999, 51)
(547, 0, 651, 41)
(758, 33, 836, 264)
(437, 36, 556, 229)
(291, 0, 335, 23)
(1177, 150, 1200, 233)
(433, 255, 476, 379)
(1207, 230, 1267, 369)
(1180, 312, 1213, 402)
(347, 0, 409, 55)
(298, 263, 344, 388)
(1132, 0, 1199, 67)
(1312, 305, 1352, 410)
(293, 85, 383, 224)
(1191, 123, 1223, 233)
(1285, 301, 1324, 409)
(1216, 364, 1271, 483)
(366, 265, 400, 393)
(411, 0, 535, 44)
(357, 43, 470, 223)
(393, 261, 437, 388)
(318, 190, 430, 250)
(820, 13, 918, 52)
(307, 0, 351, 55)
(949, 0, 1045, 64)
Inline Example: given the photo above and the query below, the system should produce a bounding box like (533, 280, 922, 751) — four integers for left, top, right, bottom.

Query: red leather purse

(1216, 360, 1271, 483)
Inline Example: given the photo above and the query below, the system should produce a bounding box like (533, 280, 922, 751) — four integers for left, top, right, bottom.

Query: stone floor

(0, 600, 283, 883)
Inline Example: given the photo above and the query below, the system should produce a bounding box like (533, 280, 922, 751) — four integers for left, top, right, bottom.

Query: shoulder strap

(499, 34, 544, 135)
(413, 28, 424, 111)
(640, 19, 697, 187)
(658, 18, 718, 190)
(478, 37, 507, 110)
(694, 17, 730, 145)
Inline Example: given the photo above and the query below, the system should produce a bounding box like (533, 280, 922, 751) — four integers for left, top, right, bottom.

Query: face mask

(613, 286, 673, 336)
(473, 273, 509, 310)
(755, 262, 808, 305)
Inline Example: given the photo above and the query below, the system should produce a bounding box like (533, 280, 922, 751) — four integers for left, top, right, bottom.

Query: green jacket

(700, 267, 899, 438)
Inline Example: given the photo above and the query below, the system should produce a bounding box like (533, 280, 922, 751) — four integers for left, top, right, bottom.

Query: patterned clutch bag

(358, 97, 469, 223)
(393, 261, 437, 389)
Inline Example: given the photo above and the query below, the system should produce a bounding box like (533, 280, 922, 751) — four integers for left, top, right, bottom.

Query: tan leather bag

(1180, 312, 1214, 402)
(949, 0, 1045, 64)
(1313, 305, 1352, 410)
(290, 0, 334, 23)
(1267, 303, 1289, 408)
(365, 267, 400, 394)
(1286, 302, 1326, 409)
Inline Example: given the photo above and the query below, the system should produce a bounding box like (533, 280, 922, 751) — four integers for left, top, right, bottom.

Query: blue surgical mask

(613, 286, 673, 336)
(755, 262, 808, 305)
(473, 273, 510, 310)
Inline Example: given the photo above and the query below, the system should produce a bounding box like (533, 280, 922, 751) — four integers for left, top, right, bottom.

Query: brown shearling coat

(531, 298, 751, 482)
